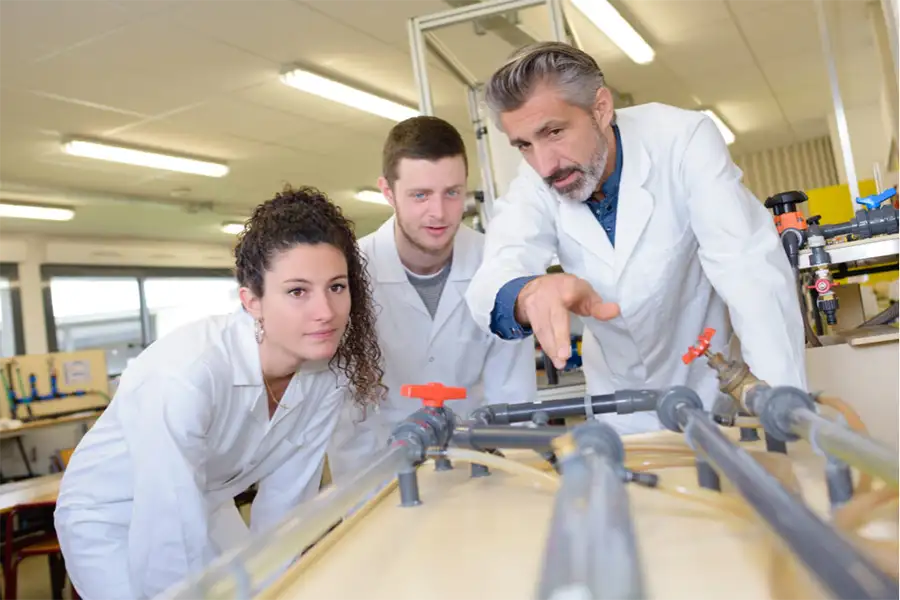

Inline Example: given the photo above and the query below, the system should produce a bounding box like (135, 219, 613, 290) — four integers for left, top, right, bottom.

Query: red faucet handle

(682, 328, 716, 364)
(400, 382, 467, 408)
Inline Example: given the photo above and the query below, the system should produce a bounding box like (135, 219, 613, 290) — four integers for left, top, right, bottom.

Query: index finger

(548, 302, 571, 369)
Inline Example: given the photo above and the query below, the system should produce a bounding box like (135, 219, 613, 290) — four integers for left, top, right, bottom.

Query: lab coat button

(428, 357, 435, 363)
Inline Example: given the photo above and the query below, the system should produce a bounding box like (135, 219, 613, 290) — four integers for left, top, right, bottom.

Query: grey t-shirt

(405, 260, 451, 319)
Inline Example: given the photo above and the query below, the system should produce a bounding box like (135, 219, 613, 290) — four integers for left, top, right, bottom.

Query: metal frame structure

(407, 0, 567, 227)
(407, 0, 890, 226)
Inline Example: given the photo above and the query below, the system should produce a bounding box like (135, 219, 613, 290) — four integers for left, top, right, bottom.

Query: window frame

(0, 262, 26, 356)
(42, 265, 235, 353)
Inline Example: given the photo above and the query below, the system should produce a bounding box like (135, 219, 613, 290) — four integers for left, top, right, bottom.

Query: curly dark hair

(233, 184, 385, 406)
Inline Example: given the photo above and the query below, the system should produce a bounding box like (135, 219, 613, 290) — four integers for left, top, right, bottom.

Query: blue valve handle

(856, 188, 897, 210)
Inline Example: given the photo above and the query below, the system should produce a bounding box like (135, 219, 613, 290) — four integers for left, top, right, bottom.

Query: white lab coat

(327, 218, 537, 482)
(466, 103, 807, 434)
(54, 309, 347, 600)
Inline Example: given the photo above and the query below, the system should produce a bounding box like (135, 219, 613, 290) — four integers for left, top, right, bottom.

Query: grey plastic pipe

(678, 405, 898, 600)
(790, 407, 899, 489)
(157, 444, 412, 600)
(536, 450, 644, 600)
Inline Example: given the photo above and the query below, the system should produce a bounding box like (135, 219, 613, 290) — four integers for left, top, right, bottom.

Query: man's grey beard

(548, 123, 609, 202)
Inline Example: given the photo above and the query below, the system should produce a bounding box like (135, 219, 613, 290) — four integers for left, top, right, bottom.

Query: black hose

(857, 302, 899, 328)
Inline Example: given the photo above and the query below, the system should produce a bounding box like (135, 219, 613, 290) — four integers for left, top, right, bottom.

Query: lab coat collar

(612, 112, 654, 279)
(371, 216, 480, 283)
(228, 308, 331, 420)
(370, 216, 478, 338)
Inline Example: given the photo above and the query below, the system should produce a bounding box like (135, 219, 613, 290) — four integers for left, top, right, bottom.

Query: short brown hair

(381, 116, 467, 187)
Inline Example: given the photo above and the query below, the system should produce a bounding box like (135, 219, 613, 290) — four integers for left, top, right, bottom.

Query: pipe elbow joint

(570, 420, 625, 467)
(657, 386, 704, 433)
(754, 386, 815, 442)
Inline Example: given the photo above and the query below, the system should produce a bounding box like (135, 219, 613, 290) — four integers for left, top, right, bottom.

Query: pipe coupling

(657, 386, 704, 433)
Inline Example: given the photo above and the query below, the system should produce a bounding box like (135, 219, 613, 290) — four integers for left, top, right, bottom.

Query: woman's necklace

(263, 376, 281, 406)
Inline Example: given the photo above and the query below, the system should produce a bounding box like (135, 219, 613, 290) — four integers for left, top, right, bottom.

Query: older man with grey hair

(466, 42, 806, 434)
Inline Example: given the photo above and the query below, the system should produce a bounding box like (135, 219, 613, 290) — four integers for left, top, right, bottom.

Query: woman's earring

(254, 319, 265, 344)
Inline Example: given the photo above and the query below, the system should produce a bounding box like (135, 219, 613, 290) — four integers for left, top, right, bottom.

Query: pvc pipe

(537, 450, 644, 600)
(790, 407, 899, 489)
(158, 444, 412, 600)
(451, 424, 565, 451)
(677, 405, 898, 600)
(487, 389, 657, 424)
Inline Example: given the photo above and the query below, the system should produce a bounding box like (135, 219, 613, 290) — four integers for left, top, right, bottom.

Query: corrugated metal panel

(733, 137, 839, 202)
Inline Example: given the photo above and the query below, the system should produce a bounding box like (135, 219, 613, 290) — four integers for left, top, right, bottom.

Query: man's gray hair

(484, 42, 607, 117)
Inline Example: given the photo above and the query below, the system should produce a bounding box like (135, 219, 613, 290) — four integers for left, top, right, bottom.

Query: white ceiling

(0, 0, 886, 245)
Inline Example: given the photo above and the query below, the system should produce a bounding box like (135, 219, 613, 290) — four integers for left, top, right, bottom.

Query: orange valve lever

(682, 328, 716, 365)
(401, 382, 467, 408)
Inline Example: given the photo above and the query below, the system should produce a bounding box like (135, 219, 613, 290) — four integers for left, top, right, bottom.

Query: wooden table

(0, 473, 62, 513)
(250, 430, 894, 600)
(0, 410, 102, 479)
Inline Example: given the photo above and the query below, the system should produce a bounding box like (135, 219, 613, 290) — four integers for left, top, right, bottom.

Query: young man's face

(381, 155, 467, 256)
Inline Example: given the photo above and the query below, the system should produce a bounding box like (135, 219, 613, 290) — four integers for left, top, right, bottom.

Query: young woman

(54, 186, 384, 600)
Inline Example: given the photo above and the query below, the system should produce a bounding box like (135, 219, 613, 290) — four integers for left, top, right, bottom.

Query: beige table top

(0, 409, 103, 440)
(257, 430, 894, 600)
(0, 473, 62, 513)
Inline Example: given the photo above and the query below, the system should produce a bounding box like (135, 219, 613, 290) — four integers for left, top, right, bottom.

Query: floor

(1, 555, 63, 599)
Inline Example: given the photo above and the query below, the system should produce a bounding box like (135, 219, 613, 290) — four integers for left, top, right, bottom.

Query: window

(44, 266, 235, 375)
(0, 264, 25, 357)
(144, 277, 239, 340)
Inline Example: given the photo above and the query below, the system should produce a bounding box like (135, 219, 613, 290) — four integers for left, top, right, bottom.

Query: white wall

(0, 233, 234, 354)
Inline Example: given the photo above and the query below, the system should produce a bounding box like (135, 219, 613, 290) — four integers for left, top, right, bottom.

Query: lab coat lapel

(428, 227, 478, 343)
(226, 310, 270, 424)
(613, 118, 654, 280)
(559, 198, 615, 265)
(372, 217, 430, 318)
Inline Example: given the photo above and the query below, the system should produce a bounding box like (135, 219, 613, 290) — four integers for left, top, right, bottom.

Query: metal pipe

(546, 0, 567, 42)
(423, 32, 478, 88)
(407, 18, 433, 115)
(677, 405, 898, 600)
(814, 0, 861, 208)
(537, 450, 643, 599)
(790, 407, 899, 489)
(452, 424, 564, 450)
(467, 85, 498, 225)
(417, 0, 549, 31)
(158, 444, 412, 600)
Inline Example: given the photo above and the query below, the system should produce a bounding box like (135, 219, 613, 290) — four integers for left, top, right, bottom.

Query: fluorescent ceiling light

(62, 139, 229, 178)
(0, 202, 74, 221)
(281, 68, 419, 122)
(354, 190, 390, 205)
(701, 109, 736, 145)
(221, 222, 244, 235)
(570, 0, 655, 65)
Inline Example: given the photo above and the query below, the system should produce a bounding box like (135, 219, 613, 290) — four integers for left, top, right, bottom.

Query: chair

(1, 448, 78, 600)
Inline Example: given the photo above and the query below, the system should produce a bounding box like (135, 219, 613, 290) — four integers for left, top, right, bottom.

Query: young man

(465, 42, 806, 434)
(327, 116, 537, 481)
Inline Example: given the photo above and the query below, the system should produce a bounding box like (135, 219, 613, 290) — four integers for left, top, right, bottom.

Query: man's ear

(592, 87, 615, 131)
(377, 176, 396, 210)
(239, 286, 262, 320)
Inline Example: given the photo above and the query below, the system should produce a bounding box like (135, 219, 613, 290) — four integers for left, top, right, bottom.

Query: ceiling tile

(0, 0, 132, 67)
(5, 16, 276, 117)
(618, 0, 731, 43)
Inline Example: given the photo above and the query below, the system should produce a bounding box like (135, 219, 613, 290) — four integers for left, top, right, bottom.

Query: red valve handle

(682, 327, 716, 365)
(400, 382, 467, 408)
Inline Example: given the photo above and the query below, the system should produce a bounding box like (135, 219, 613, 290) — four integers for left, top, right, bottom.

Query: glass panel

(0, 277, 16, 357)
(143, 277, 239, 341)
(49, 277, 143, 376)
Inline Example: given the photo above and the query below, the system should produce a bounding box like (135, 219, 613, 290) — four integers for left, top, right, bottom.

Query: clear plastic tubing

(537, 450, 644, 600)
(158, 444, 411, 600)
(790, 407, 899, 489)
(679, 405, 898, 600)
